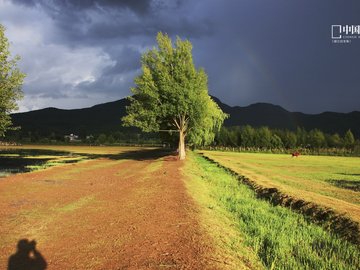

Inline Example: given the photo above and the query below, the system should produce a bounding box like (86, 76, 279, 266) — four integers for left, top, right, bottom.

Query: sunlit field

(199, 151, 360, 224)
(185, 152, 360, 269)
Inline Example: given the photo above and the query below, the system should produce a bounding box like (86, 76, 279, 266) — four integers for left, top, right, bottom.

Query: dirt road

(0, 149, 216, 269)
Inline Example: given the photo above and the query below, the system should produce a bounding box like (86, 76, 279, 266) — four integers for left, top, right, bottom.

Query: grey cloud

(11, 0, 152, 15)
(69, 46, 142, 99)
(103, 47, 141, 75)
(13, 0, 212, 47)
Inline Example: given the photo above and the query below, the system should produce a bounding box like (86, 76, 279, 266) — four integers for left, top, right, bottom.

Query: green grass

(25, 156, 86, 171)
(186, 152, 360, 270)
(200, 151, 360, 223)
(184, 154, 263, 269)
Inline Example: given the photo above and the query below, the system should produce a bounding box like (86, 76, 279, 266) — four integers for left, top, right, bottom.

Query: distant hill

(212, 97, 360, 138)
(11, 99, 131, 137)
(10, 96, 360, 138)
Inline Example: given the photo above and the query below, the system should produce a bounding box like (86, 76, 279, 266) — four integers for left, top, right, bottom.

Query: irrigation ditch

(198, 152, 360, 245)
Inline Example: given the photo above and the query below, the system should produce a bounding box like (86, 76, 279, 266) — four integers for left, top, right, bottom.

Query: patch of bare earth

(0, 153, 218, 269)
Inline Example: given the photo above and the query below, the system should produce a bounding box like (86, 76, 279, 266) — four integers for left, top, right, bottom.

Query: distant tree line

(4, 125, 360, 156)
(212, 126, 358, 154)
(4, 130, 161, 146)
(84, 132, 160, 145)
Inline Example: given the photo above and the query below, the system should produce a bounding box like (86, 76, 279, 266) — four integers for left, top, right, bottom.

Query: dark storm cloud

(5, 0, 213, 111)
(3, 0, 360, 113)
(74, 46, 142, 96)
(189, 0, 360, 113)
(103, 47, 141, 75)
(11, 0, 206, 42)
(11, 0, 152, 15)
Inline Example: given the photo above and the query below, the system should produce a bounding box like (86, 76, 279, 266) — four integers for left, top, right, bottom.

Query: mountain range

(10, 97, 360, 138)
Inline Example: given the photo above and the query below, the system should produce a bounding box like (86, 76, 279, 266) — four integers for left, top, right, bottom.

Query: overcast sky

(1, 0, 359, 113)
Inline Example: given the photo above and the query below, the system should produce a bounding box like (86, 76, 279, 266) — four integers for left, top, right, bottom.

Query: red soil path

(0, 153, 217, 269)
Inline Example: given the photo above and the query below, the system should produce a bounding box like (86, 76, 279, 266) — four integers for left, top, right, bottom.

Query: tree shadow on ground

(87, 148, 177, 161)
(0, 149, 76, 176)
(8, 239, 47, 270)
(0, 149, 71, 157)
(0, 148, 178, 177)
(328, 179, 360, 192)
(0, 157, 53, 174)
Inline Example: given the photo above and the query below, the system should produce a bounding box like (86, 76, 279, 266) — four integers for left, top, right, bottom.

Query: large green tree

(122, 33, 227, 159)
(0, 24, 25, 137)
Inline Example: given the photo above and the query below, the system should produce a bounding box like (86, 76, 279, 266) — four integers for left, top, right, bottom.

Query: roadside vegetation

(200, 151, 360, 224)
(185, 152, 360, 269)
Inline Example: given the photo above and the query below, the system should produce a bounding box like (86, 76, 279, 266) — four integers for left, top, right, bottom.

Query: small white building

(64, 134, 81, 142)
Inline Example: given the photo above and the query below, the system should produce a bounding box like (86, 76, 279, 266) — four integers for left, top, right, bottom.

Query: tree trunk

(178, 129, 186, 160)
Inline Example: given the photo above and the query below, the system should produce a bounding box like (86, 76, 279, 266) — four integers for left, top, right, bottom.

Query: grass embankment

(184, 152, 360, 270)
(200, 151, 360, 222)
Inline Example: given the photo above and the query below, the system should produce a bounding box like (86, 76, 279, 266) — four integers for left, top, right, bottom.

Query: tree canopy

(122, 32, 227, 159)
(344, 129, 355, 148)
(0, 24, 25, 137)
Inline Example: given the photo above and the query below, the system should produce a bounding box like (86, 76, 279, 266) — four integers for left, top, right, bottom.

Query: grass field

(185, 152, 360, 269)
(199, 151, 360, 224)
(1, 145, 359, 269)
